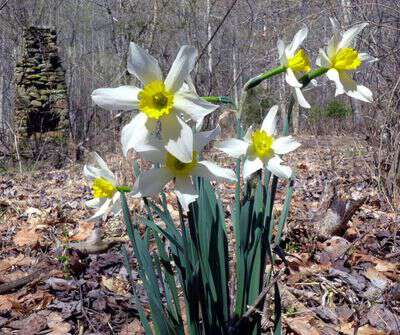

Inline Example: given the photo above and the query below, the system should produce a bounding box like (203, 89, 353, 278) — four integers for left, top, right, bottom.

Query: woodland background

(0, 1, 400, 334)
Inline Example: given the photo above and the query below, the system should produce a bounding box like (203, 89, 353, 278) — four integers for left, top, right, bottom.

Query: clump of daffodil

(83, 152, 122, 221)
(91, 43, 218, 163)
(132, 126, 236, 211)
(216, 106, 300, 179)
(278, 26, 312, 108)
(316, 18, 377, 102)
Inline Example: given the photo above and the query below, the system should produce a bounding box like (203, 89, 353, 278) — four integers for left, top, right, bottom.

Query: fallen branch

(67, 228, 127, 254)
(0, 269, 42, 294)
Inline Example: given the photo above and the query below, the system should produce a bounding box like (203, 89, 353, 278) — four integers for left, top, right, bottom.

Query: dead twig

(0, 269, 42, 294)
(228, 271, 282, 333)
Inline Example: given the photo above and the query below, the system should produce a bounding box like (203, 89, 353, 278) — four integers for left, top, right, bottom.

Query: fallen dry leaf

(0, 294, 22, 314)
(13, 226, 41, 247)
(0, 254, 32, 272)
(47, 311, 72, 335)
(364, 267, 389, 290)
(120, 319, 145, 335)
(68, 221, 94, 241)
(338, 322, 385, 335)
(101, 275, 129, 296)
(285, 315, 320, 335)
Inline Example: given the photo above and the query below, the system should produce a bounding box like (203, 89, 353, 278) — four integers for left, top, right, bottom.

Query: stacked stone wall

(14, 26, 68, 142)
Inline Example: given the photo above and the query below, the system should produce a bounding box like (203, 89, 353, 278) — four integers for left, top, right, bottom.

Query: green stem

(202, 95, 236, 109)
(244, 65, 286, 90)
(116, 185, 132, 192)
(298, 67, 329, 88)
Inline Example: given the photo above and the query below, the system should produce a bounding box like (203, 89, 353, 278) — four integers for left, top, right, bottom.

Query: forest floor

(0, 135, 399, 335)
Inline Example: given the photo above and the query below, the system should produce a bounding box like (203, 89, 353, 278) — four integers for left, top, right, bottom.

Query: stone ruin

(14, 26, 68, 149)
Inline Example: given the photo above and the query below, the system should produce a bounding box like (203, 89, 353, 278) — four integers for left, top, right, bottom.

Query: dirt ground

(0, 135, 399, 334)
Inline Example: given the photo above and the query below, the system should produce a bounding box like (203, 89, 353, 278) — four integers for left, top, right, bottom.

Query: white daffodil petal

(111, 193, 121, 215)
(121, 112, 149, 157)
(327, 35, 340, 59)
(111, 201, 121, 215)
(132, 168, 172, 197)
(194, 126, 221, 152)
(175, 176, 198, 212)
(316, 49, 331, 67)
(338, 23, 368, 49)
(277, 39, 287, 65)
(330, 17, 341, 35)
(244, 126, 253, 142)
(85, 198, 105, 209)
(87, 198, 112, 221)
(195, 119, 204, 132)
(135, 137, 165, 163)
(91, 86, 140, 111)
(294, 87, 311, 109)
(272, 136, 301, 155)
(261, 105, 279, 135)
(288, 26, 308, 56)
(215, 138, 249, 158)
(267, 156, 292, 179)
(84, 165, 114, 182)
(127, 42, 163, 84)
(285, 68, 302, 88)
(185, 75, 198, 94)
(243, 157, 263, 180)
(91, 152, 115, 181)
(338, 71, 373, 102)
(339, 71, 357, 92)
(165, 46, 197, 93)
(359, 53, 377, 63)
(174, 92, 218, 122)
(83, 164, 98, 180)
(347, 84, 373, 103)
(359, 53, 378, 71)
(326, 68, 345, 96)
(193, 161, 236, 182)
(161, 113, 193, 163)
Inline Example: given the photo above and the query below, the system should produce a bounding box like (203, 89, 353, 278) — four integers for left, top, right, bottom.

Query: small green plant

(309, 99, 352, 123)
(324, 100, 352, 118)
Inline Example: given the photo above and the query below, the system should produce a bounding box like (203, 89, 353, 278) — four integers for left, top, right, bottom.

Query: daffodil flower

(216, 106, 300, 180)
(91, 43, 218, 163)
(83, 152, 120, 221)
(132, 126, 236, 211)
(278, 26, 312, 108)
(316, 18, 377, 102)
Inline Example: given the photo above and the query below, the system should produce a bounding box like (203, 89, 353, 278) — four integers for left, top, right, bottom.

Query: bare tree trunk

(206, 0, 213, 93)
(341, 0, 362, 128)
(0, 64, 3, 127)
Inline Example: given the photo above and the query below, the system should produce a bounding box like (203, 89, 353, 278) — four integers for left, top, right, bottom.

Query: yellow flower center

(287, 49, 311, 73)
(138, 80, 174, 120)
(331, 48, 361, 71)
(165, 152, 198, 177)
(251, 130, 274, 160)
(91, 177, 116, 199)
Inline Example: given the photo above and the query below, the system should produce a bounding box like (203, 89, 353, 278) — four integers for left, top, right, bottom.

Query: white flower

(278, 26, 312, 108)
(91, 43, 218, 163)
(132, 126, 236, 211)
(216, 106, 300, 180)
(316, 18, 377, 103)
(83, 152, 120, 221)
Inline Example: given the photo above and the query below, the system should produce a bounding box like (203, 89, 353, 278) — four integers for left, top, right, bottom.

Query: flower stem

(244, 65, 286, 90)
(116, 185, 132, 192)
(298, 67, 329, 88)
(202, 95, 235, 107)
